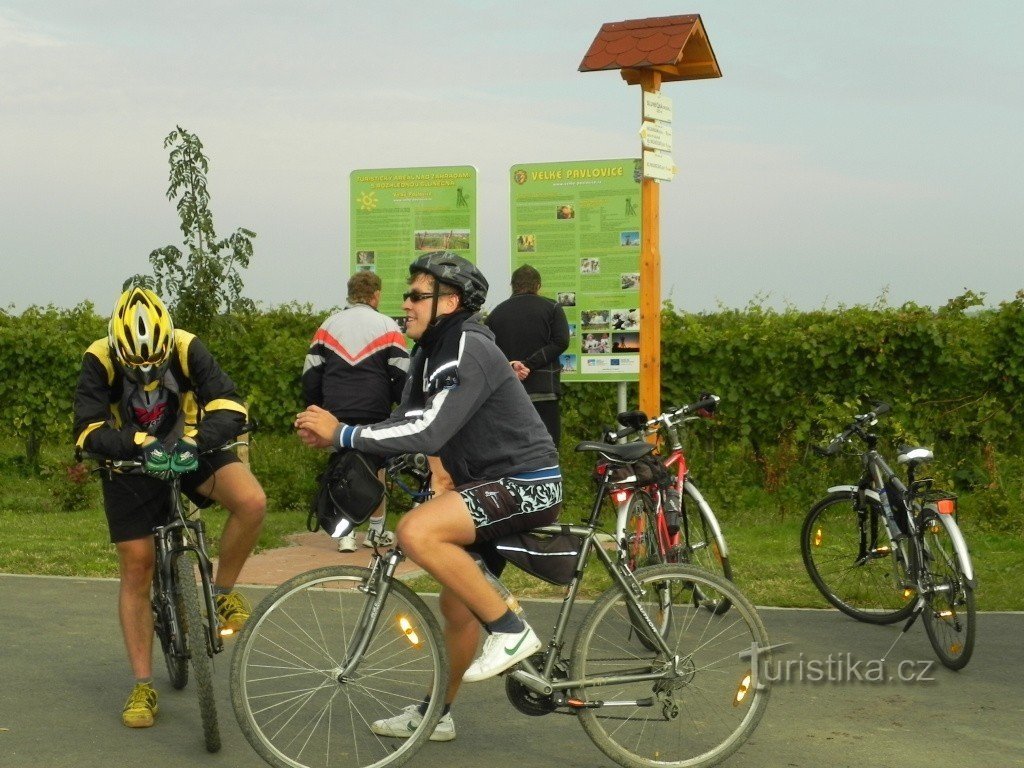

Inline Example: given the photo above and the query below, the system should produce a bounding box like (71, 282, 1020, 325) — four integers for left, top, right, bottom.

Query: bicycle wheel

(801, 491, 915, 624)
(231, 565, 448, 768)
(623, 490, 664, 570)
(678, 482, 733, 614)
(919, 512, 976, 670)
(572, 564, 770, 768)
(176, 550, 221, 752)
(153, 564, 188, 690)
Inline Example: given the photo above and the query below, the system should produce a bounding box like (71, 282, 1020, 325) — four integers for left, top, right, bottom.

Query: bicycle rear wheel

(919, 512, 976, 670)
(801, 491, 915, 624)
(572, 564, 770, 768)
(153, 564, 188, 690)
(176, 550, 221, 752)
(231, 565, 448, 768)
(678, 482, 732, 614)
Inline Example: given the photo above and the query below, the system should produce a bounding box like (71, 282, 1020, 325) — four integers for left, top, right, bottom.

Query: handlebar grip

(872, 402, 891, 417)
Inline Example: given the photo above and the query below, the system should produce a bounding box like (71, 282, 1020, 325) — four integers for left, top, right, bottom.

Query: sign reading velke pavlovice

(509, 159, 642, 383)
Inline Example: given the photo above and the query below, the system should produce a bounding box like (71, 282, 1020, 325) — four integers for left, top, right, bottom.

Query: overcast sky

(2, 1, 1022, 315)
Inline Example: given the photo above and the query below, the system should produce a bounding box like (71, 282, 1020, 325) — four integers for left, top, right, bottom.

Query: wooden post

(639, 69, 662, 422)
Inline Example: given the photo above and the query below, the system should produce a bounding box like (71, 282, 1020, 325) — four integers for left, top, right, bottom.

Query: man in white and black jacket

(296, 251, 562, 742)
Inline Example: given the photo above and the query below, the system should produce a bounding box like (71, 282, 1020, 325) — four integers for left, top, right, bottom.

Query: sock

(367, 516, 385, 534)
(416, 697, 451, 717)
(485, 609, 526, 635)
(135, 677, 153, 687)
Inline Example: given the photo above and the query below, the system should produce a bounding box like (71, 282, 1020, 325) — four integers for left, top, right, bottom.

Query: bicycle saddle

(575, 440, 654, 463)
(897, 445, 934, 465)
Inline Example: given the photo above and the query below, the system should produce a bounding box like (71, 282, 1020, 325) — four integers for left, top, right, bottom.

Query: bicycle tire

(572, 564, 770, 768)
(919, 512, 976, 670)
(678, 482, 732, 614)
(801, 491, 915, 624)
(154, 563, 188, 690)
(177, 550, 221, 753)
(624, 491, 664, 569)
(230, 565, 448, 768)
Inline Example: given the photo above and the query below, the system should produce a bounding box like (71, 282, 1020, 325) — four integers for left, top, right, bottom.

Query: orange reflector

(950, 643, 962, 653)
(936, 499, 956, 516)
(733, 673, 751, 707)
(219, 627, 234, 637)
(903, 588, 915, 598)
(611, 490, 629, 505)
(398, 616, 420, 647)
(939, 610, 953, 619)
(813, 529, 822, 547)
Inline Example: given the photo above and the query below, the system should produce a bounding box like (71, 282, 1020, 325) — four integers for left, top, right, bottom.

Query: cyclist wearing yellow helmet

(74, 287, 266, 729)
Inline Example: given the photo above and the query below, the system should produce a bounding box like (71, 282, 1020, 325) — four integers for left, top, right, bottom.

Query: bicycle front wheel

(176, 550, 221, 752)
(572, 564, 770, 768)
(919, 512, 976, 670)
(801, 491, 915, 624)
(154, 565, 188, 690)
(231, 565, 448, 768)
(623, 490, 664, 569)
(678, 482, 732, 614)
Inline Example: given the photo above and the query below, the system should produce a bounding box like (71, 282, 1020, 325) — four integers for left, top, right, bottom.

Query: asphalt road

(2, 574, 1022, 768)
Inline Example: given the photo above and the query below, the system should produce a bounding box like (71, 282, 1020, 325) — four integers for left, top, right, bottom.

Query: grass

(2, 435, 1021, 610)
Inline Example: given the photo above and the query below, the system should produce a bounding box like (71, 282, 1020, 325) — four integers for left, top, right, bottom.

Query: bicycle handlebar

(604, 394, 720, 442)
(814, 404, 890, 457)
(78, 422, 259, 470)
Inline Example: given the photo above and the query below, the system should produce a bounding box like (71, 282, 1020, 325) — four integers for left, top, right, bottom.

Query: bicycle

(230, 438, 772, 768)
(81, 429, 253, 751)
(800, 403, 976, 670)
(602, 394, 732, 614)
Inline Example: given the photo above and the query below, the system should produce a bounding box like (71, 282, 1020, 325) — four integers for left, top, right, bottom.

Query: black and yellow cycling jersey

(74, 330, 247, 459)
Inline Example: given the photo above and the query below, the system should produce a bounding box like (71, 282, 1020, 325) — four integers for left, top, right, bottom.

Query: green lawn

(2, 436, 1019, 610)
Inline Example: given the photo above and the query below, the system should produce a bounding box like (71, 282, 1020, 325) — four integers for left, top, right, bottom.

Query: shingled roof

(579, 14, 721, 83)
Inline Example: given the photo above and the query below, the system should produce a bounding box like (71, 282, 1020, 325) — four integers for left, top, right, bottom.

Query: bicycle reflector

(936, 499, 956, 515)
(813, 528, 823, 547)
(733, 672, 752, 707)
(398, 616, 421, 647)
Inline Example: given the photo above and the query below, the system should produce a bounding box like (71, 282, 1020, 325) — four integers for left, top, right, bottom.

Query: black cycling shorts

(101, 451, 240, 543)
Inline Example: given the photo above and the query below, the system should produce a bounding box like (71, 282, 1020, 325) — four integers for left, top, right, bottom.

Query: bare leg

(116, 538, 156, 679)
(195, 462, 266, 589)
(438, 587, 482, 705)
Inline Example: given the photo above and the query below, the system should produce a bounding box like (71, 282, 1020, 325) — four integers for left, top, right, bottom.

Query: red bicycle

(602, 394, 733, 614)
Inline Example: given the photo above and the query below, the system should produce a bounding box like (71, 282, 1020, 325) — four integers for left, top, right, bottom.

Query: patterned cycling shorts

(458, 466, 563, 543)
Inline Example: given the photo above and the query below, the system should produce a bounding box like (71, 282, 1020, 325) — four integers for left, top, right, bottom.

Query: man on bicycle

(74, 287, 266, 729)
(296, 251, 562, 741)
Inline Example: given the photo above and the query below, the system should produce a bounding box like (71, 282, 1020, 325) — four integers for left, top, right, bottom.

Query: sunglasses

(403, 290, 455, 303)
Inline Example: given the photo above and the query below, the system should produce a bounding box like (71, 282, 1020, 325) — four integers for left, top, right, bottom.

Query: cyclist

(295, 251, 562, 742)
(74, 287, 266, 729)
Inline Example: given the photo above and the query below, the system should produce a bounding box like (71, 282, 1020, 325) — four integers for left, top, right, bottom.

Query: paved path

(1, 571, 1022, 768)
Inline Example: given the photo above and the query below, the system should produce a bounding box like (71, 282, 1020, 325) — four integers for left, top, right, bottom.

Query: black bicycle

(82, 429, 253, 751)
(231, 439, 771, 768)
(801, 404, 976, 669)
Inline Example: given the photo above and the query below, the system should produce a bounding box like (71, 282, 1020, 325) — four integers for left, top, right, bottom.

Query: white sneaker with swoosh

(369, 704, 455, 741)
(462, 624, 541, 682)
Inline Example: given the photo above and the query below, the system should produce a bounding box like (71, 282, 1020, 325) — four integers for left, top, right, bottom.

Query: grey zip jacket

(334, 317, 558, 485)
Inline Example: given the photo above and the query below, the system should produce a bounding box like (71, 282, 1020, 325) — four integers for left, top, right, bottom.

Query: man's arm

(301, 325, 327, 407)
(184, 335, 247, 451)
(523, 303, 570, 371)
(73, 345, 145, 458)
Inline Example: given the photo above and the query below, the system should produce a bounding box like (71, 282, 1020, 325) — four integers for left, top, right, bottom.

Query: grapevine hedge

(3, 292, 1022, 525)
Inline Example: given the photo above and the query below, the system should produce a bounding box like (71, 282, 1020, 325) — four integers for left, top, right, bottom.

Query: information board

(350, 165, 477, 322)
(509, 159, 642, 382)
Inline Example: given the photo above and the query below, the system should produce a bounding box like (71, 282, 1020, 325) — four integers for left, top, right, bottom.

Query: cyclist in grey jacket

(296, 251, 562, 742)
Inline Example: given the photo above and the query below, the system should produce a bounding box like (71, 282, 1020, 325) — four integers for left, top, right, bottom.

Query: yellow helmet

(108, 288, 175, 386)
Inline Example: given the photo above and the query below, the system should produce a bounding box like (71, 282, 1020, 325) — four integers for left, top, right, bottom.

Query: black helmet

(409, 251, 488, 312)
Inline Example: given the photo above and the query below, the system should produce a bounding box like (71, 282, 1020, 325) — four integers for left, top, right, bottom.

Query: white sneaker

(337, 534, 357, 553)
(462, 624, 541, 682)
(370, 704, 455, 742)
(364, 529, 396, 548)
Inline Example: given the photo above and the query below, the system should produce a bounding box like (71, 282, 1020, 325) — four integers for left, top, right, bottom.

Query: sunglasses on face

(403, 290, 455, 303)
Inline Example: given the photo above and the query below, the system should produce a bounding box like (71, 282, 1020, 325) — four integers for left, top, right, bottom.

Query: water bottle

(473, 555, 523, 616)
(664, 487, 682, 535)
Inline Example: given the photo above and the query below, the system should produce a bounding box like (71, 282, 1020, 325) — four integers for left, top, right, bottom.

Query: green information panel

(350, 165, 477, 323)
(509, 159, 642, 382)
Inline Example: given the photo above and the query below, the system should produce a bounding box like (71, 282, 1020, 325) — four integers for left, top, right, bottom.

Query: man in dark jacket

(296, 252, 562, 742)
(485, 264, 570, 444)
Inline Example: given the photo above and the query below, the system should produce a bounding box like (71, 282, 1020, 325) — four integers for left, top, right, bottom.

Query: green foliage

(129, 126, 256, 335)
